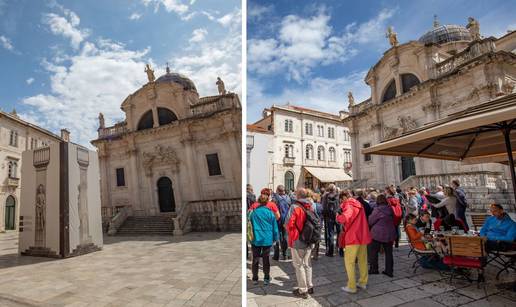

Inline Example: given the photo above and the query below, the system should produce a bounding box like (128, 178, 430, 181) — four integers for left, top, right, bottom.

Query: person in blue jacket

(480, 203, 516, 252)
(249, 193, 279, 285)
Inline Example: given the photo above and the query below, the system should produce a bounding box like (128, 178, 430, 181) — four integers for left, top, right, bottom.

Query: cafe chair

(486, 243, 516, 280)
(408, 239, 443, 274)
(443, 236, 488, 296)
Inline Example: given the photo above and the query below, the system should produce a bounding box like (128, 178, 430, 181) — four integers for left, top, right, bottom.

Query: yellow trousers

(344, 244, 368, 290)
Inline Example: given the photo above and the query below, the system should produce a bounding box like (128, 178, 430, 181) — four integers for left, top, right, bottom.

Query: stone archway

(401, 156, 416, 181)
(157, 177, 176, 212)
(284, 171, 295, 193)
(5, 195, 16, 230)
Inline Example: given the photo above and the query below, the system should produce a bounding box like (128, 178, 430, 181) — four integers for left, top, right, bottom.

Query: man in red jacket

(286, 188, 314, 299)
(336, 190, 372, 294)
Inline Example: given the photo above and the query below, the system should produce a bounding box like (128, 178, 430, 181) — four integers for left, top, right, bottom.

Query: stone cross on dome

(166, 62, 170, 74)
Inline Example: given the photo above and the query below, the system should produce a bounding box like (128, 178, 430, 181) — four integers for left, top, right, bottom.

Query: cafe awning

(304, 166, 352, 182)
(362, 92, 516, 209)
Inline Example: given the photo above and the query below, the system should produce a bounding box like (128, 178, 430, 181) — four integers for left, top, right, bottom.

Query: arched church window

(157, 108, 178, 126)
(329, 147, 336, 162)
(137, 110, 154, 131)
(381, 79, 397, 103)
(401, 73, 420, 93)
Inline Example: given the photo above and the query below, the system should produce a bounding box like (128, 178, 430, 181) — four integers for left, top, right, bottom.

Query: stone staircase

(116, 216, 174, 236)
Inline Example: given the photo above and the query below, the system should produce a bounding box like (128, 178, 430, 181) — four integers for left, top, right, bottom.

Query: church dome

(419, 24, 472, 45)
(155, 71, 197, 92)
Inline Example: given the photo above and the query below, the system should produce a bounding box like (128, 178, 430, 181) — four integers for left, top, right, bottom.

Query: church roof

(155, 72, 197, 92)
(419, 24, 472, 45)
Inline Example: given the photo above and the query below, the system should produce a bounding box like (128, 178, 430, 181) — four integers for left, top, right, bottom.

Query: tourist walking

(356, 189, 373, 218)
(249, 194, 279, 286)
(286, 188, 319, 299)
(246, 184, 256, 210)
(385, 186, 403, 248)
(451, 179, 469, 231)
(321, 184, 342, 257)
(406, 189, 419, 215)
(367, 194, 396, 277)
(272, 185, 291, 260)
(337, 190, 372, 293)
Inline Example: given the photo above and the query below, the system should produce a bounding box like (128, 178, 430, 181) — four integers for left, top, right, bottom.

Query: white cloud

(0, 35, 13, 50)
(248, 3, 273, 21)
(129, 12, 142, 20)
(142, 0, 189, 16)
(22, 8, 150, 147)
(248, 71, 370, 122)
(43, 12, 89, 49)
(26, 78, 34, 85)
(169, 10, 241, 97)
(248, 9, 395, 82)
(217, 9, 241, 28)
(189, 28, 207, 43)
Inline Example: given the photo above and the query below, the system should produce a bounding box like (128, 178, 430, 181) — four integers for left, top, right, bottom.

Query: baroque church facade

(91, 66, 241, 219)
(345, 18, 516, 191)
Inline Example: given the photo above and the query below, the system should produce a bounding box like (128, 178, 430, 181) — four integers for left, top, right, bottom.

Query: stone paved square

(0, 231, 241, 307)
(246, 243, 516, 306)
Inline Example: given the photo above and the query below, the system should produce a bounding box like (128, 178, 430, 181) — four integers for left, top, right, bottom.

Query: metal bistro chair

(486, 242, 516, 280)
(408, 238, 442, 274)
(443, 236, 487, 292)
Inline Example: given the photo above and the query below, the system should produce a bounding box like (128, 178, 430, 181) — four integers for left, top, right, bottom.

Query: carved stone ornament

(386, 26, 399, 47)
(142, 145, 179, 174)
(398, 116, 418, 133)
(466, 17, 481, 41)
(145, 64, 155, 83)
(383, 126, 400, 140)
(216, 77, 226, 95)
(35, 184, 46, 247)
(348, 91, 355, 107)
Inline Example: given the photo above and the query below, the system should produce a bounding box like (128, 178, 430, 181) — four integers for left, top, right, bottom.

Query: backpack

(323, 194, 339, 220)
(296, 203, 322, 245)
(274, 194, 291, 224)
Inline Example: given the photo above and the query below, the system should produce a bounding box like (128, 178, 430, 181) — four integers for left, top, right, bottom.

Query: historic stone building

(0, 110, 63, 232)
(249, 104, 352, 192)
(91, 67, 241, 234)
(345, 18, 516, 209)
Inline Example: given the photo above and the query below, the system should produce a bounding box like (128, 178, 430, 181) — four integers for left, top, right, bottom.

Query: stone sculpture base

(21, 247, 60, 258)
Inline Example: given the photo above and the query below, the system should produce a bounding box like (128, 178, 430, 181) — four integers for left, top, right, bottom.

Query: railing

(283, 156, 295, 165)
(173, 198, 241, 234)
(433, 38, 496, 78)
(191, 93, 240, 116)
(399, 171, 507, 191)
(107, 206, 131, 235)
(349, 98, 373, 115)
(98, 124, 128, 139)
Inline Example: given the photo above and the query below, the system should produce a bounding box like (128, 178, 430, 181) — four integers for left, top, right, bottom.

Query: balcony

(7, 177, 19, 187)
(283, 156, 295, 165)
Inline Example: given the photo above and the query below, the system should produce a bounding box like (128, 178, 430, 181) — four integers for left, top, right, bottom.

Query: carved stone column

(77, 148, 91, 245)
(372, 122, 385, 186)
(180, 125, 202, 200)
(126, 136, 141, 214)
(33, 147, 50, 248)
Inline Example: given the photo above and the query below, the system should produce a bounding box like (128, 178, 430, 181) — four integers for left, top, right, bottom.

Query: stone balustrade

(106, 206, 131, 235)
(175, 198, 241, 234)
(98, 124, 128, 139)
(349, 98, 373, 115)
(400, 171, 514, 212)
(191, 93, 239, 116)
(433, 38, 496, 78)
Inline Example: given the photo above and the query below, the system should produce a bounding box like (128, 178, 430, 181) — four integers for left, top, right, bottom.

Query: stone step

(116, 216, 175, 236)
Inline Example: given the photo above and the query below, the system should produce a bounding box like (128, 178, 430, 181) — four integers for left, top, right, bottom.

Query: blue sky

(247, 0, 516, 122)
(0, 0, 241, 146)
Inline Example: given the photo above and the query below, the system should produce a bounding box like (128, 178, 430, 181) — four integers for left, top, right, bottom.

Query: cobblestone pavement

(247, 243, 516, 307)
(0, 231, 241, 307)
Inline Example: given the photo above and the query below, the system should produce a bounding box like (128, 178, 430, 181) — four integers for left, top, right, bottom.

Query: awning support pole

(502, 122, 516, 211)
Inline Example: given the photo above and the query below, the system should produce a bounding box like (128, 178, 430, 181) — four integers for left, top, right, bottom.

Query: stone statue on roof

(144, 64, 155, 83)
(386, 26, 399, 47)
(348, 91, 355, 107)
(98, 113, 105, 129)
(216, 77, 226, 95)
(466, 17, 481, 40)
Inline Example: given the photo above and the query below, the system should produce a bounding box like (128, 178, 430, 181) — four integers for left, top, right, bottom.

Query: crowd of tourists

(246, 180, 516, 299)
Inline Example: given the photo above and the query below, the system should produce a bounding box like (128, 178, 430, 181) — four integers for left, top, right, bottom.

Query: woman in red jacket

(336, 190, 372, 294)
